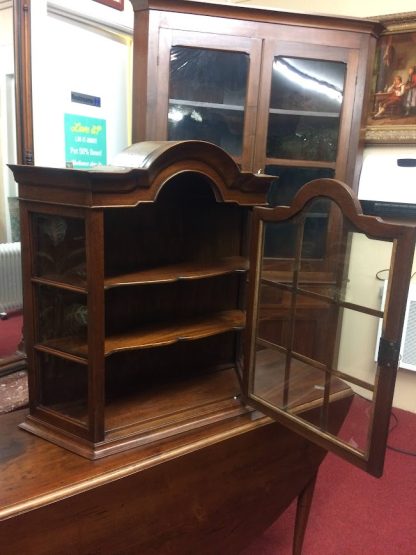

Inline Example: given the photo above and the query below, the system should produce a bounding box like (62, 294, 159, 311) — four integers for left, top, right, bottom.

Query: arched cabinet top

(9, 140, 273, 208)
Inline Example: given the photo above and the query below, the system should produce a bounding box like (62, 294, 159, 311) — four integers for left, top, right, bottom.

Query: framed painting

(93, 0, 124, 11)
(365, 12, 416, 144)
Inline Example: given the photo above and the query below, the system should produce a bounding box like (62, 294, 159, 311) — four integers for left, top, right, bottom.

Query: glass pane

(262, 203, 330, 264)
(297, 204, 395, 312)
(38, 351, 88, 425)
(257, 283, 292, 350)
(32, 213, 86, 287)
(36, 284, 88, 357)
(249, 195, 392, 458)
(252, 300, 380, 455)
(267, 114, 340, 161)
(338, 233, 393, 311)
(265, 169, 335, 262)
(168, 105, 244, 156)
(266, 166, 335, 206)
(247, 179, 416, 474)
(267, 57, 346, 161)
(168, 46, 249, 156)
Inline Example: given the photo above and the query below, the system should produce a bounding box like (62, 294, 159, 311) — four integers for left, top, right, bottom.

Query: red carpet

(241, 401, 416, 554)
(0, 311, 23, 357)
(1, 314, 416, 553)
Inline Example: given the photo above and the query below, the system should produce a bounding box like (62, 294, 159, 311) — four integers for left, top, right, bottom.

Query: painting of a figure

(366, 17, 416, 143)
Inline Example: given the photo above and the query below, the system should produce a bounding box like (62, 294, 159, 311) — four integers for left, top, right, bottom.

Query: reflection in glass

(32, 213, 86, 287)
(266, 166, 335, 206)
(267, 115, 340, 161)
(38, 351, 88, 424)
(270, 57, 345, 112)
(36, 284, 88, 356)
(267, 57, 346, 161)
(263, 208, 330, 261)
(168, 46, 249, 156)
(250, 196, 392, 457)
(298, 224, 394, 312)
(265, 167, 334, 261)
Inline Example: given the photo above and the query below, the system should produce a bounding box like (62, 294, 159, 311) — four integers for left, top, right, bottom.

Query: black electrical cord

(376, 268, 416, 281)
(387, 410, 416, 457)
(372, 271, 416, 457)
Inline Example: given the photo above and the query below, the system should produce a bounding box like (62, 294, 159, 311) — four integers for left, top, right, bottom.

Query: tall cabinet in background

(129, 0, 382, 194)
(129, 0, 383, 365)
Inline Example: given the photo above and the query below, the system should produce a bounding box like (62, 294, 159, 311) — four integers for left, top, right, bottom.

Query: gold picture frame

(92, 0, 124, 11)
(365, 12, 416, 144)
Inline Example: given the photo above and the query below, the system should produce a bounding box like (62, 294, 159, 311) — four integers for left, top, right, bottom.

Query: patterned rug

(0, 370, 28, 414)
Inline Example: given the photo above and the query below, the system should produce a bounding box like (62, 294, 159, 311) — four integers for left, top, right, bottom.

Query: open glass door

(244, 178, 416, 477)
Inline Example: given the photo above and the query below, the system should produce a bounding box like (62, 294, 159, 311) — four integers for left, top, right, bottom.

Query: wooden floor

(0, 395, 352, 554)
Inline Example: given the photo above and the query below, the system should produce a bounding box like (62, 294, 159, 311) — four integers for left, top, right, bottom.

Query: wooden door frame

(0, 0, 33, 377)
(14, 0, 34, 165)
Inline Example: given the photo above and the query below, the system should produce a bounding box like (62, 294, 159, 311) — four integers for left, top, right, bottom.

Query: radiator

(0, 242, 22, 315)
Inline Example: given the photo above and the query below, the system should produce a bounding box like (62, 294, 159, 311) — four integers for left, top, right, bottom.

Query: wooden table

(0, 395, 351, 555)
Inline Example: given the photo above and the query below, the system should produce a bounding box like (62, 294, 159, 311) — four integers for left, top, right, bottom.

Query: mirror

(0, 0, 33, 375)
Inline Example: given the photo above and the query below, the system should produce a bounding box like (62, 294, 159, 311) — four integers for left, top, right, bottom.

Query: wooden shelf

(104, 257, 248, 289)
(31, 258, 248, 292)
(265, 157, 337, 169)
(37, 309, 246, 359)
(104, 310, 245, 355)
(32, 275, 87, 293)
(30, 367, 246, 458)
(269, 108, 340, 118)
(105, 367, 243, 439)
(169, 98, 245, 111)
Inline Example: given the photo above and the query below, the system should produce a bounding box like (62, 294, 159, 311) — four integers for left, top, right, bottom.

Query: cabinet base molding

(20, 396, 248, 460)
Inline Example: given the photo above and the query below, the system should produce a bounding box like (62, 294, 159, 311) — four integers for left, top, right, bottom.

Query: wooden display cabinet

(130, 0, 383, 191)
(11, 141, 272, 459)
(10, 140, 416, 479)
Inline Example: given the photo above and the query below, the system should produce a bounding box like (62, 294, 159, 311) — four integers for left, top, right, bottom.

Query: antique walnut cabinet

(7, 140, 416, 554)
(9, 139, 416, 477)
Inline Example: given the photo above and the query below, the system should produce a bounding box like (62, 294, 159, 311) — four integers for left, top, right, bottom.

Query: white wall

(31, 0, 133, 168)
(0, 1, 16, 242)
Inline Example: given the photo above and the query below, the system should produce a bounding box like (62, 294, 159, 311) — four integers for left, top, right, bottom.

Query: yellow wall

(337, 234, 416, 413)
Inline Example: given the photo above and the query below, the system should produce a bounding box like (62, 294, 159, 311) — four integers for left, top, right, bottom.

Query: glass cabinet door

(244, 178, 416, 477)
(253, 41, 359, 179)
(266, 56, 345, 163)
(168, 46, 248, 157)
(30, 212, 88, 436)
(157, 29, 262, 169)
